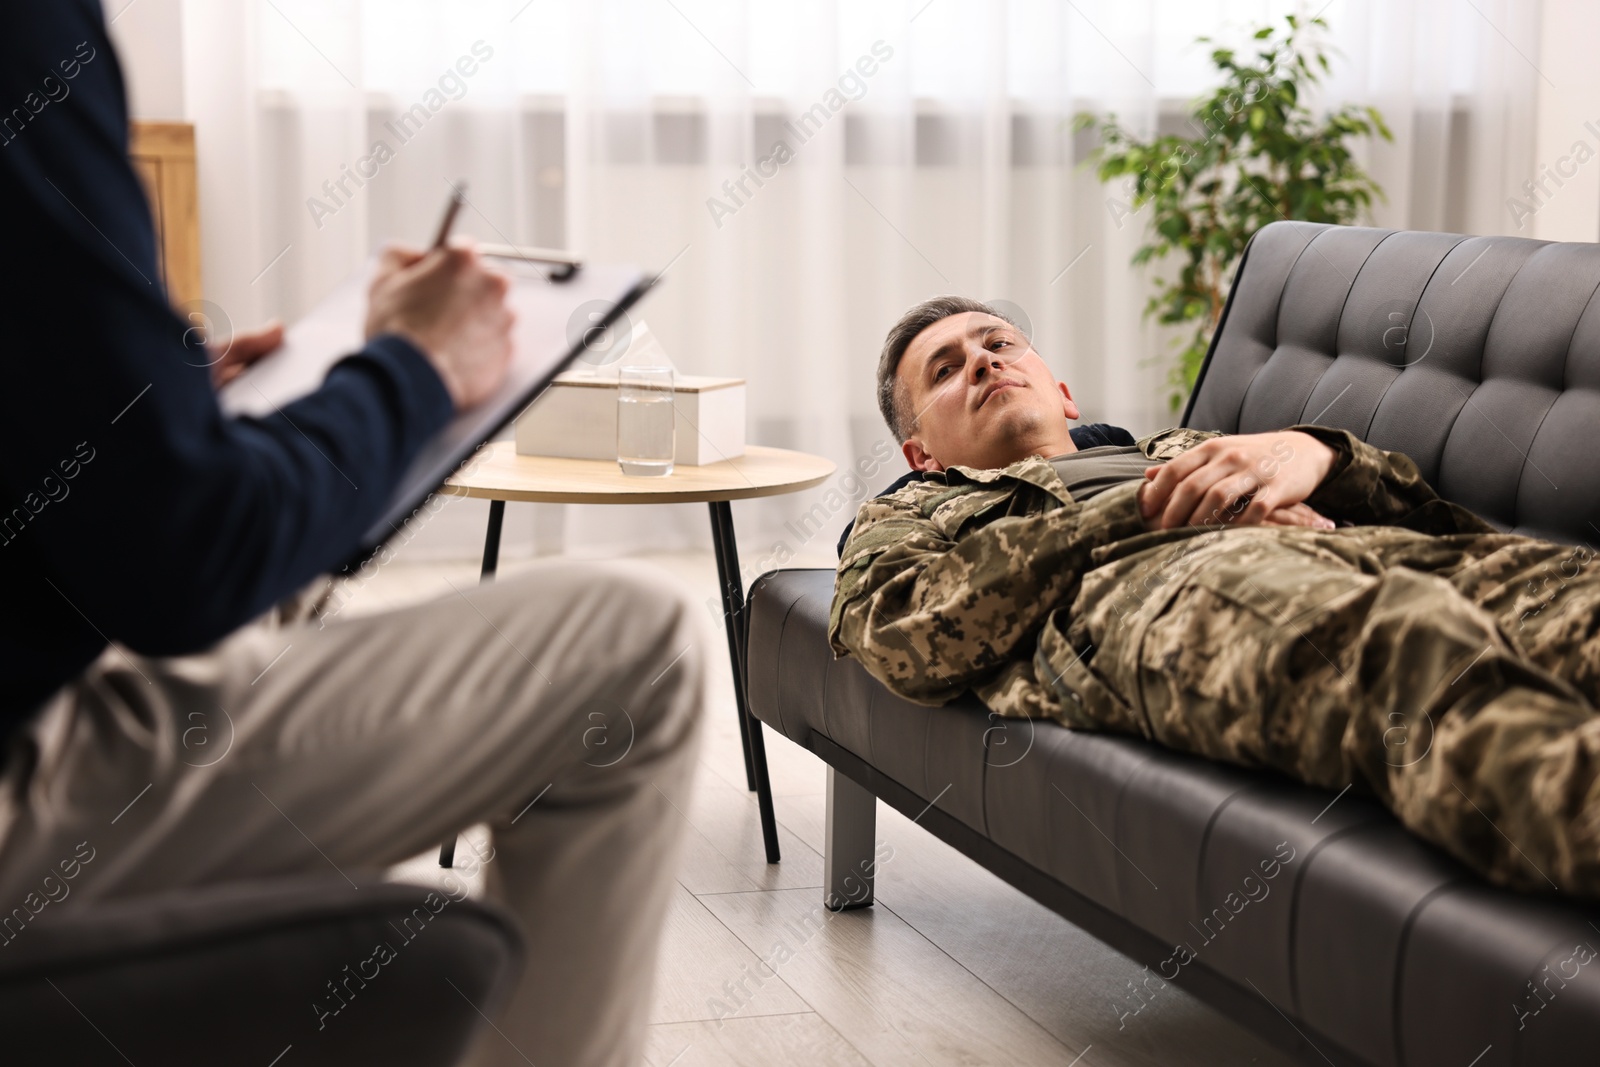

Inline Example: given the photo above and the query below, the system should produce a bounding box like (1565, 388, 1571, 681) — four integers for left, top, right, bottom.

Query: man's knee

(432, 564, 704, 709)
(478, 560, 700, 640)
(582, 562, 711, 662)
(563, 564, 709, 762)
(536, 562, 708, 694)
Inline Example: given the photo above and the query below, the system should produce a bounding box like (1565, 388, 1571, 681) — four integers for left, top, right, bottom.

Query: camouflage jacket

(827, 423, 1498, 720)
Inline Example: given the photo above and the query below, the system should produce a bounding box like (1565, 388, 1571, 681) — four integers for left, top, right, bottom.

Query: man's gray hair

(876, 296, 1016, 443)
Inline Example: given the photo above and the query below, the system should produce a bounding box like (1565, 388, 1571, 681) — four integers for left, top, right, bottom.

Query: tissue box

(514, 370, 746, 465)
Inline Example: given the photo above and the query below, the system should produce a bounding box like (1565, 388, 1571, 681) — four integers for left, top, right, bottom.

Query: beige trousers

(0, 558, 709, 1067)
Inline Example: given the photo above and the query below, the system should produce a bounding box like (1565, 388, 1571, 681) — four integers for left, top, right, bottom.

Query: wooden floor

(373, 549, 1300, 1067)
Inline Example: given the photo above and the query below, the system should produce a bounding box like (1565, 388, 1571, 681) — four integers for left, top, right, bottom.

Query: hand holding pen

(363, 181, 516, 411)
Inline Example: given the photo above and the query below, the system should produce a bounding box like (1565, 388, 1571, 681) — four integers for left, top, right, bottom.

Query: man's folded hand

(1259, 501, 1337, 530)
(1137, 430, 1337, 530)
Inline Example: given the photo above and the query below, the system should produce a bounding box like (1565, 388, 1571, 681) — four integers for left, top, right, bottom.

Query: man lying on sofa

(830, 295, 1600, 899)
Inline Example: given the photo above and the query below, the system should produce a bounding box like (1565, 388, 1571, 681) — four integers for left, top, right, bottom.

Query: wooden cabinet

(129, 121, 202, 309)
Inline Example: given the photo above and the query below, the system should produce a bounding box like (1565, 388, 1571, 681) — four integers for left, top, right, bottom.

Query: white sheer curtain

(177, 0, 1542, 565)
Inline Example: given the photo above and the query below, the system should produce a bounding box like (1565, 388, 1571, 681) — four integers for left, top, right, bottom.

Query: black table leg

(715, 530, 758, 794)
(709, 500, 780, 864)
(479, 499, 505, 582)
(440, 500, 507, 869)
(706, 501, 756, 797)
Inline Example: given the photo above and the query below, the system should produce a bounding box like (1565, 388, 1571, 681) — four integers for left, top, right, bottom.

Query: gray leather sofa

(0, 872, 523, 1065)
(745, 222, 1600, 1066)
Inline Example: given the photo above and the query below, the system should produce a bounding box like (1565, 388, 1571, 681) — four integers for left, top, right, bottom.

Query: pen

(432, 182, 467, 249)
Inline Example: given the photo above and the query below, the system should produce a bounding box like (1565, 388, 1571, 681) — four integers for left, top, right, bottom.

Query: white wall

(1529, 0, 1600, 241)
(103, 0, 184, 120)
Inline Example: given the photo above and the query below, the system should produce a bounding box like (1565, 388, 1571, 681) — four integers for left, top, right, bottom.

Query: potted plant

(1074, 13, 1392, 410)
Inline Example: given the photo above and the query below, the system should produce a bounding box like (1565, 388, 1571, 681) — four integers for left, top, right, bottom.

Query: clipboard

(219, 255, 658, 572)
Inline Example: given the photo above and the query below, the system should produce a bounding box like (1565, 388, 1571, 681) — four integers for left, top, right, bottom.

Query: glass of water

(617, 365, 675, 477)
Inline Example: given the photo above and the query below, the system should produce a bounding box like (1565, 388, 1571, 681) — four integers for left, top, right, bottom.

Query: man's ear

(902, 437, 943, 473)
(1057, 381, 1081, 422)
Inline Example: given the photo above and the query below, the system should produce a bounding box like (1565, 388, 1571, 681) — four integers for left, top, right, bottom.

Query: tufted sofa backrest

(1183, 221, 1600, 545)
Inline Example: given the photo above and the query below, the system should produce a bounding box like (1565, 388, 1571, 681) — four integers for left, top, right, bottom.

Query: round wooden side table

(435, 441, 836, 866)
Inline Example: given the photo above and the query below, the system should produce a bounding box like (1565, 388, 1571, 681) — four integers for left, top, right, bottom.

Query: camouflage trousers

(1043, 524, 1600, 897)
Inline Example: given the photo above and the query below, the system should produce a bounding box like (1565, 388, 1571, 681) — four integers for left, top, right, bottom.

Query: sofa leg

(824, 766, 877, 911)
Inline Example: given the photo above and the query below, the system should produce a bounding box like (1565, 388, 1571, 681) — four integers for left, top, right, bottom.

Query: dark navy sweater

(0, 2, 454, 738)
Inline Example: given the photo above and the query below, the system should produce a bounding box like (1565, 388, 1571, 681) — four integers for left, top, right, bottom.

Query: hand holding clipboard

(219, 181, 657, 569)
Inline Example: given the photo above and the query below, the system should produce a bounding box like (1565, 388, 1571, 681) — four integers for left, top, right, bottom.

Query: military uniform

(830, 424, 1600, 897)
